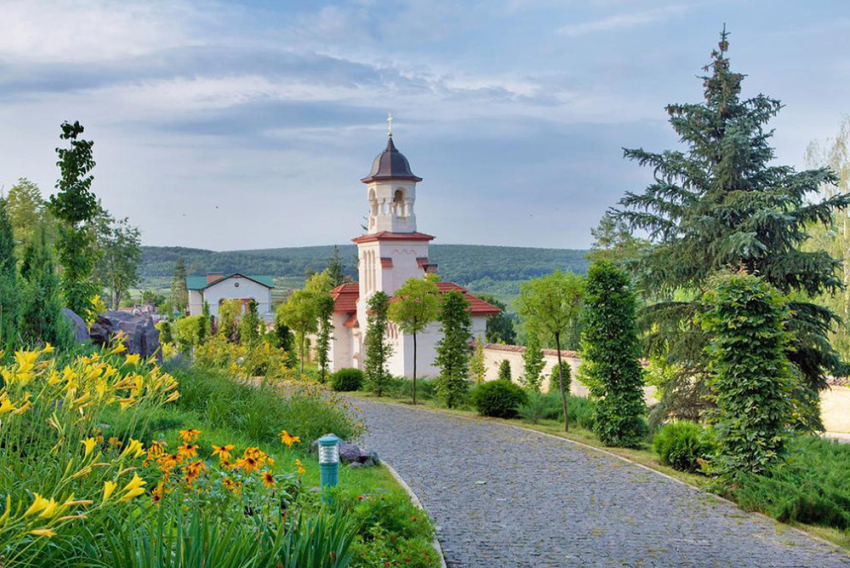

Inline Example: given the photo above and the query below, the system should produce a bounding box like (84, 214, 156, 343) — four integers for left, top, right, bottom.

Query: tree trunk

(300, 333, 305, 376)
(556, 332, 569, 432)
(413, 331, 418, 405)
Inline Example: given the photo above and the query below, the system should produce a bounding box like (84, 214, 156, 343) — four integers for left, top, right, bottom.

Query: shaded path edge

(381, 461, 449, 568)
(357, 396, 850, 560)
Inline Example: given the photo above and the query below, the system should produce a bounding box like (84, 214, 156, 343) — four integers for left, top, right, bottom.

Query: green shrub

(386, 377, 438, 401)
(498, 359, 512, 381)
(331, 368, 364, 392)
(518, 391, 561, 424)
(518, 392, 597, 428)
(733, 437, 850, 530)
(652, 421, 716, 473)
(471, 380, 527, 418)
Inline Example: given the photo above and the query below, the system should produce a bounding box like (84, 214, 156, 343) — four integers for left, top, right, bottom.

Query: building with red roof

(330, 125, 500, 378)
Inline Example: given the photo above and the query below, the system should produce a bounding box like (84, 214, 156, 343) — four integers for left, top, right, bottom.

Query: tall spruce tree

(0, 198, 20, 347)
(521, 331, 545, 391)
(327, 246, 345, 287)
(435, 291, 472, 408)
(364, 291, 393, 396)
(614, 29, 848, 430)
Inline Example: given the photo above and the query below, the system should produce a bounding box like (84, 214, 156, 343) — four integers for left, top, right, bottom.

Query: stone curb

(357, 396, 850, 560)
(382, 461, 448, 568)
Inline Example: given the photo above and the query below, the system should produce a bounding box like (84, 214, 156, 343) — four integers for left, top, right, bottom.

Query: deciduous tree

(280, 289, 320, 375)
(49, 121, 100, 320)
(94, 211, 141, 309)
(699, 273, 792, 478)
(517, 270, 584, 431)
(0, 198, 20, 347)
(521, 331, 545, 391)
(388, 275, 441, 404)
(581, 261, 645, 448)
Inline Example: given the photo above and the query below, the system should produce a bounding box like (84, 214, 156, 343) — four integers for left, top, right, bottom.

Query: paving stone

(358, 400, 850, 568)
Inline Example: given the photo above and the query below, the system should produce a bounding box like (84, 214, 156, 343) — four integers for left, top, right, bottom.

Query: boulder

(89, 310, 161, 361)
(62, 308, 90, 343)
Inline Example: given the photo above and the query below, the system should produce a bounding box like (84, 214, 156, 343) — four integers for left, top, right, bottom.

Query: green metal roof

(186, 274, 274, 291)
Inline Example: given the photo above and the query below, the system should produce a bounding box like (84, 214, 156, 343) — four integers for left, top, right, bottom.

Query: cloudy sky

(1, 0, 848, 250)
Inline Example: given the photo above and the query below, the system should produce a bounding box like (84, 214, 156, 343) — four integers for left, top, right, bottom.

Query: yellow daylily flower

(125, 353, 141, 367)
(102, 481, 117, 504)
(38, 498, 60, 519)
(109, 342, 127, 355)
(81, 437, 97, 458)
(120, 439, 145, 459)
(28, 529, 56, 537)
(119, 473, 147, 502)
(24, 494, 50, 517)
(0, 395, 16, 415)
(41, 343, 54, 354)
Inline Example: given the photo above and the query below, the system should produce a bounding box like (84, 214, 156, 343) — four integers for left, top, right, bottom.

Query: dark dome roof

(361, 136, 422, 183)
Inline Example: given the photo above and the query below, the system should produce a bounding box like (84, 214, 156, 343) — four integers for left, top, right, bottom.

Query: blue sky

(1, 0, 848, 250)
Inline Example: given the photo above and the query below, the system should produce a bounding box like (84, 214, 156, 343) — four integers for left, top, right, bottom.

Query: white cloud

(557, 4, 688, 37)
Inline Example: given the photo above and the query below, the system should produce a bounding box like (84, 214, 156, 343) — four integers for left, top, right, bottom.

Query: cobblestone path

(358, 400, 850, 568)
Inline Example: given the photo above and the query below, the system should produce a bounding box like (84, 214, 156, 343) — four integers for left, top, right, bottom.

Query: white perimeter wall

(482, 343, 656, 402)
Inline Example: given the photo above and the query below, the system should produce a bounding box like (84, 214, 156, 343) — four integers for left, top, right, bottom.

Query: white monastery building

(330, 127, 500, 378)
(186, 273, 274, 321)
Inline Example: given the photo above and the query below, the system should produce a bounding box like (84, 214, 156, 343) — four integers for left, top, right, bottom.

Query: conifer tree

(581, 261, 645, 448)
(498, 359, 512, 382)
(435, 291, 471, 408)
(170, 257, 188, 315)
(20, 225, 68, 347)
(316, 294, 335, 382)
(0, 198, 20, 347)
(364, 291, 393, 396)
(240, 300, 261, 346)
(50, 121, 99, 320)
(327, 245, 345, 287)
(469, 338, 486, 385)
(522, 331, 545, 391)
(614, 29, 848, 430)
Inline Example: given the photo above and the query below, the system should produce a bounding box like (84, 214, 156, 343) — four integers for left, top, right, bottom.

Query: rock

(89, 310, 161, 361)
(339, 442, 366, 464)
(348, 462, 363, 468)
(62, 308, 90, 343)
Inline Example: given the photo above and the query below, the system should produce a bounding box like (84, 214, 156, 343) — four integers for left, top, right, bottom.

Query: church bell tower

(361, 114, 422, 234)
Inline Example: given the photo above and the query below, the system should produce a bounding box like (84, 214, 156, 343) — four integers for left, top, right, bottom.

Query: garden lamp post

(318, 433, 341, 503)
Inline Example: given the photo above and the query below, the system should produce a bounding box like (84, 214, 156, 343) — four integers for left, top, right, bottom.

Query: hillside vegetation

(139, 244, 589, 306)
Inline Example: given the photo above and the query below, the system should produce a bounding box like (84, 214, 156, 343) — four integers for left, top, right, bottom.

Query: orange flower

(261, 471, 276, 488)
(178, 429, 200, 443)
(295, 458, 306, 476)
(235, 456, 259, 474)
(177, 442, 199, 460)
(223, 477, 241, 495)
(279, 430, 301, 448)
(212, 444, 234, 463)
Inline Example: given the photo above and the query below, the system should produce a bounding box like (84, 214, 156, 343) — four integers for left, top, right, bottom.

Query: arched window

(393, 189, 405, 217)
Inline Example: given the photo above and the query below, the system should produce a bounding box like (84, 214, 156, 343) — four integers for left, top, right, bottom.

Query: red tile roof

(331, 283, 359, 314)
(381, 257, 393, 268)
(436, 282, 502, 315)
(331, 280, 501, 319)
(352, 231, 435, 244)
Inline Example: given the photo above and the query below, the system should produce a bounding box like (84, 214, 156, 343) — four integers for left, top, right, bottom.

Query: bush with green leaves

(652, 421, 716, 473)
(471, 380, 528, 418)
(581, 260, 646, 448)
(518, 392, 596, 429)
(174, 315, 207, 353)
(549, 362, 571, 395)
(699, 273, 792, 478)
(331, 368, 365, 392)
(733, 436, 850, 530)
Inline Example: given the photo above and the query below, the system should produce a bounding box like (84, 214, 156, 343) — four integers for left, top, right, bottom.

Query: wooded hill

(139, 244, 590, 306)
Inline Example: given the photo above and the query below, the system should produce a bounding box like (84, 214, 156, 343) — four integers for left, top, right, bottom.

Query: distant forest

(139, 244, 590, 307)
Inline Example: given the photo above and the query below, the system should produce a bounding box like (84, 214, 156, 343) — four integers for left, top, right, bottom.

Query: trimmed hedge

(331, 368, 365, 392)
(471, 380, 527, 418)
